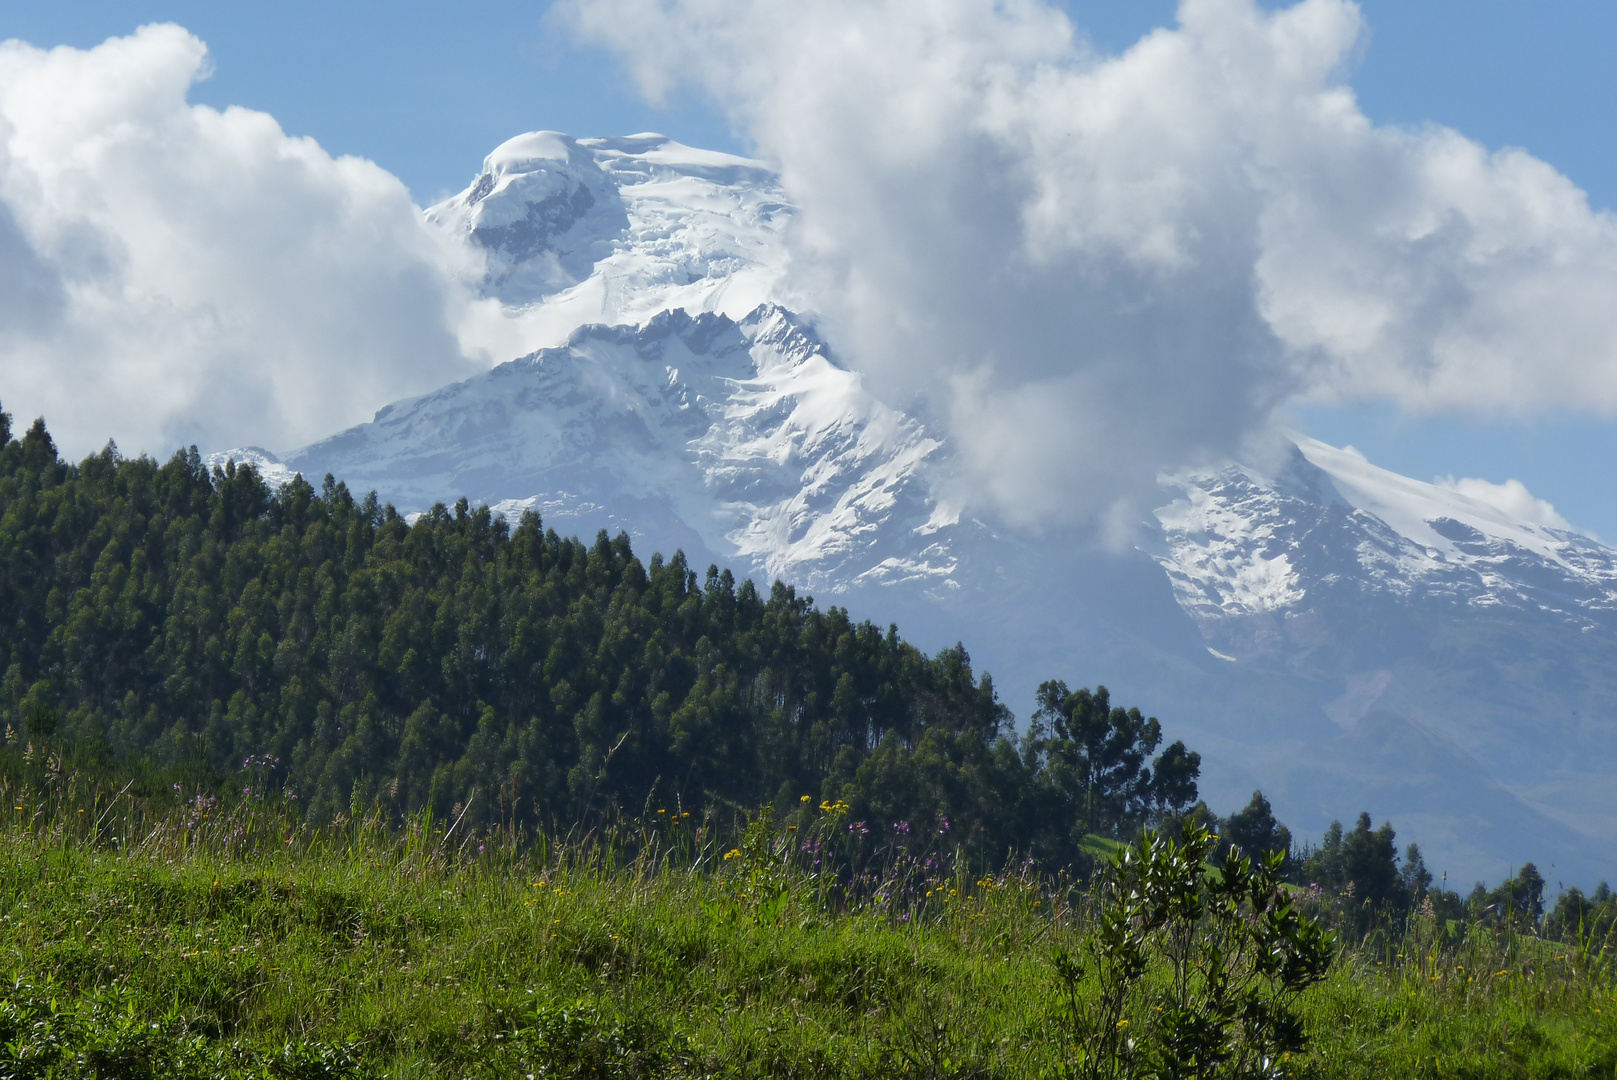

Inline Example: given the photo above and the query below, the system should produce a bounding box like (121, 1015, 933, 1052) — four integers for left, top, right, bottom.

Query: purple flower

(893, 821, 911, 835)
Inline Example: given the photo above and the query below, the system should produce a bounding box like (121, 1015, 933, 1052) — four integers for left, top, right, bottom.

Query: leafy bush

(1056, 824, 1336, 1078)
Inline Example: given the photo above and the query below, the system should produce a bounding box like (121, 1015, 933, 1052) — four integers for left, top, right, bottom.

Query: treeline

(0, 408, 1201, 869)
(1211, 790, 1616, 944)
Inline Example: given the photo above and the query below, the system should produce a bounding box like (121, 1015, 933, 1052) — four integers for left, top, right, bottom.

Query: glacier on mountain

(1157, 436, 1617, 626)
(431, 132, 793, 363)
(210, 131, 1617, 887)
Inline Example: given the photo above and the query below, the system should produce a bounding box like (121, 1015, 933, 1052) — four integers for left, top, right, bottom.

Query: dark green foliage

(1479, 862, 1547, 928)
(1024, 681, 1200, 843)
(1218, 790, 1291, 869)
(1546, 880, 1617, 944)
(1397, 842, 1431, 901)
(1055, 823, 1336, 1078)
(1298, 812, 1403, 925)
(0, 409, 1190, 867)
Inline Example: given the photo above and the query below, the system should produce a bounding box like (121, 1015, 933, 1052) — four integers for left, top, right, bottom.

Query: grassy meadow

(0, 769, 1614, 1079)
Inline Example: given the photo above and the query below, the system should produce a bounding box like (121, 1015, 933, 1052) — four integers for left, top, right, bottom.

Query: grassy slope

(0, 795, 1614, 1078)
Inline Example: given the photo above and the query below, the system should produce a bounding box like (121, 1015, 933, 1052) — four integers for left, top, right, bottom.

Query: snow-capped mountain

(212, 131, 1617, 886)
(1159, 436, 1617, 629)
(280, 304, 960, 596)
(1151, 440, 1617, 886)
(429, 132, 793, 362)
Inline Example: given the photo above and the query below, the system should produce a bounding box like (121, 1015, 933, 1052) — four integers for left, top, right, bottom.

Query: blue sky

(7, 1, 1617, 534)
(9, 3, 1616, 209)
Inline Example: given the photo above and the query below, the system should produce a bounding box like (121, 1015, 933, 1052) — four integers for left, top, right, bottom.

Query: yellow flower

(800, 795, 811, 803)
(723, 848, 742, 860)
(658, 809, 666, 815)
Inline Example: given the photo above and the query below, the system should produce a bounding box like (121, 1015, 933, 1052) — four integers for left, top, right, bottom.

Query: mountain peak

(429, 131, 793, 359)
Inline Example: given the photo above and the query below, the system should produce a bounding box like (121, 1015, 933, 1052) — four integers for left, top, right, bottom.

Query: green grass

(0, 777, 1614, 1078)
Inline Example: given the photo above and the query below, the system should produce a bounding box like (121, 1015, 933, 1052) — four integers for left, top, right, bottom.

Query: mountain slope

(212, 130, 1617, 886)
(282, 305, 957, 597)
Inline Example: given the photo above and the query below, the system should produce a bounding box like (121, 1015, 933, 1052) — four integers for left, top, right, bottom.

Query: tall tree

(1220, 790, 1292, 865)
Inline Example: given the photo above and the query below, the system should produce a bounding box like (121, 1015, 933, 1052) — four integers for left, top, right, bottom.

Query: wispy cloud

(564, 0, 1617, 529)
(1433, 475, 1570, 531)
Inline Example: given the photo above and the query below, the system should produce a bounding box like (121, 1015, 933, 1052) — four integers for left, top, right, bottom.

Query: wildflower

(800, 795, 811, 804)
(658, 808, 666, 815)
(723, 848, 742, 860)
(893, 821, 911, 834)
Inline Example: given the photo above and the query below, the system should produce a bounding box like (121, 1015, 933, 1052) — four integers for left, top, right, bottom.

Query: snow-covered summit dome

(428, 131, 795, 360)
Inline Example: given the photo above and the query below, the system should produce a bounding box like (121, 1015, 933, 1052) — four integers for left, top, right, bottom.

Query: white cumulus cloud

(563, 0, 1617, 529)
(1434, 475, 1570, 531)
(0, 25, 485, 459)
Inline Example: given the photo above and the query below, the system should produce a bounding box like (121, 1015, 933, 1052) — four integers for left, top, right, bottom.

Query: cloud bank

(564, 0, 1617, 528)
(0, 25, 482, 459)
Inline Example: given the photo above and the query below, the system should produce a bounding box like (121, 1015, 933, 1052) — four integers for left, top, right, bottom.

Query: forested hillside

(0, 407, 1199, 867)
